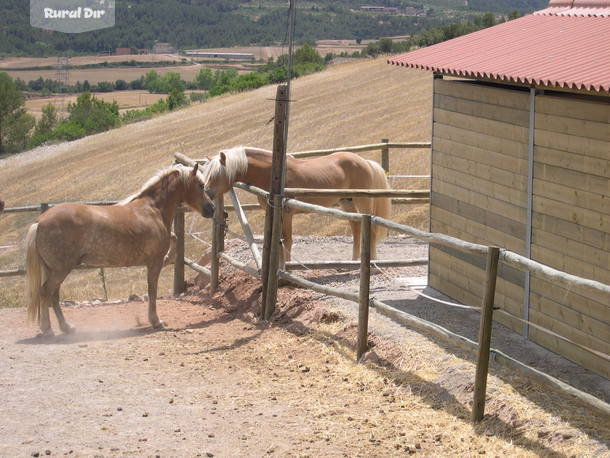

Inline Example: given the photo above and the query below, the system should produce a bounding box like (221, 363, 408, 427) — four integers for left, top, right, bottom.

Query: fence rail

(173, 146, 610, 420)
(3, 142, 608, 422)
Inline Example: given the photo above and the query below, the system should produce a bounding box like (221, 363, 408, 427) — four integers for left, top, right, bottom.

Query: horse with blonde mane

(202, 146, 391, 261)
(25, 163, 214, 337)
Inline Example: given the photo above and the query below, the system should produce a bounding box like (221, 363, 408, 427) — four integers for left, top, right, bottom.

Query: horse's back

(34, 202, 168, 269)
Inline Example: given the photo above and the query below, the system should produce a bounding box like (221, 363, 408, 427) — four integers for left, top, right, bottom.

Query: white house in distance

(389, 0, 609, 378)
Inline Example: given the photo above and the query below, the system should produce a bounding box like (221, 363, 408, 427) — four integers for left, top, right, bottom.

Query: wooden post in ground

(381, 138, 390, 174)
(264, 194, 284, 320)
(357, 214, 372, 361)
(472, 246, 500, 422)
(210, 195, 225, 294)
(173, 209, 185, 295)
(261, 84, 289, 319)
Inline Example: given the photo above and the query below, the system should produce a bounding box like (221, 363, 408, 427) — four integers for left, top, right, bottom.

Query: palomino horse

(201, 146, 391, 261)
(25, 164, 214, 337)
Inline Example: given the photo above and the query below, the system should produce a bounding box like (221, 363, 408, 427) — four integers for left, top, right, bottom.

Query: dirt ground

(1, 239, 609, 456)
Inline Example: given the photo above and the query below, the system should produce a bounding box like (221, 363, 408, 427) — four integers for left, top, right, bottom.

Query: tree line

(0, 0, 543, 56)
(0, 43, 326, 154)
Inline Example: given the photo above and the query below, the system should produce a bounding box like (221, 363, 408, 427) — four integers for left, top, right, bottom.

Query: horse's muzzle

(202, 201, 215, 218)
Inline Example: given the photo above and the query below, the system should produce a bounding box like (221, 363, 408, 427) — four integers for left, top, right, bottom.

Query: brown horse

(201, 146, 391, 261)
(25, 163, 214, 337)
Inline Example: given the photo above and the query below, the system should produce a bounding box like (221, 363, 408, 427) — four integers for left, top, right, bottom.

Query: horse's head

(183, 164, 215, 218)
(200, 151, 234, 198)
(201, 146, 250, 201)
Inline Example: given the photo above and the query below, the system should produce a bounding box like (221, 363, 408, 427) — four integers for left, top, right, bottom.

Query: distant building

(403, 7, 426, 16)
(152, 42, 176, 54)
(182, 51, 255, 61)
(360, 6, 399, 13)
(115, 47, 132, 56)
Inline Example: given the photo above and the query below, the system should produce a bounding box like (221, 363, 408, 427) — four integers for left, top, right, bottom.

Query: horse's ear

(191, 163, 199, 176)
(220, 152, 227, 166)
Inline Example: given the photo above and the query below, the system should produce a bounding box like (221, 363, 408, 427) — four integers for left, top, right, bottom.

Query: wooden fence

(173, 145, 610, 421)
(2, 140, 608, 421)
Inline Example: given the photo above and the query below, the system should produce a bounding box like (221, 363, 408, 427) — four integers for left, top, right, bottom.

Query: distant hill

(0, 0, 547, 56)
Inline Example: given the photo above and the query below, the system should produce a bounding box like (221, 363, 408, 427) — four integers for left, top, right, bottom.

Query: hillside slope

(0, 57, 431, 304)
(0, 57, 430, 207)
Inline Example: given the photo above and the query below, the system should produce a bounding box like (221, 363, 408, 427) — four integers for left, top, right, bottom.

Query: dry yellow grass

(0, 53, 182, 69)
(25, 90, 170, 119)
(0, 57, 431, 306)
(4, 65, 208, 85)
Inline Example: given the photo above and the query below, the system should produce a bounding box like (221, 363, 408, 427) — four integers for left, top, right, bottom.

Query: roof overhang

(388, 13, 610, 94)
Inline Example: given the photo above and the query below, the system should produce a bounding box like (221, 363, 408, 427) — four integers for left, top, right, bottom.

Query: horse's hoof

(152, 320, 166, 330)
(61, 324, 76, 335)
(36, 329, 54, 338)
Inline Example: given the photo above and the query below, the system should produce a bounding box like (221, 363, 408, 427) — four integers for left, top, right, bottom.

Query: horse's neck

(240, 150, 273, 190)
(138, 176, 182, 229)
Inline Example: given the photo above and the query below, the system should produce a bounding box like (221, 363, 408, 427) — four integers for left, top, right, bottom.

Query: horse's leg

(339, 199, 361, 260)
(38, 270, 69, 337)
(163, 232, 177, 267)
(38, 291, 53, 337)
(352, 197, 376, 259)
(51, 288, 75, 334)
(146, 261, 165, 329)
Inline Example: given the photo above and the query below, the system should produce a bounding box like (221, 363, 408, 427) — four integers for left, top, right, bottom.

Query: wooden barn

(389, 0, 609, 377)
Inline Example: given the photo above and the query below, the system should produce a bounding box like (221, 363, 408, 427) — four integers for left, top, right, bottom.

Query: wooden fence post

(261, 84, 289, 319)
(173, 209, 185, 295)
(210, 195, 225, 294)
(264, 194, 284, 320)
(381, 138, 390, 174)
(357, 214, 372, 361)
(472, 246, 500, 422)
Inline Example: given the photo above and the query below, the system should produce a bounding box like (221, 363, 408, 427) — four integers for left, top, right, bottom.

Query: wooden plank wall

(430, 79, 609, 378)
(530, 93, 609, 377)
(430, 79, 529, 333)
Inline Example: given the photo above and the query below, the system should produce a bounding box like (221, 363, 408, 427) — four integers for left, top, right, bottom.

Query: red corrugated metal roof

(538, 0, 610, 16)
(388, 12, 610, 93)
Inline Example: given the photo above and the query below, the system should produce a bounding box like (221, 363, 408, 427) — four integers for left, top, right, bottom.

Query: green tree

(0, 72, 25, 154)
(143, 70, 161, 92)
(67, 92, 120, 134)
(8, 112, 35, 150)
(195, 68, 215, 90)
(167, 87, 187, 110)
(30, 103, 60, 147)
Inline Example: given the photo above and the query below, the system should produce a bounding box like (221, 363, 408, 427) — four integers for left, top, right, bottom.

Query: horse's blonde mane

(118, 164, 194, 205)
(202, 146, 248, 186)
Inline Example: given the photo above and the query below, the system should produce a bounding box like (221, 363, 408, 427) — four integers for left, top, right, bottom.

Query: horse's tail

(25, 223, 46, 325)
(367, 160, 391, 240)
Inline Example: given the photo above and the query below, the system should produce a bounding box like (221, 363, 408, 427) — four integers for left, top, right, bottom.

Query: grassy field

(0, 54, 182, 69)
(25, 90, 171, 119)
(0, 57, 431, 307)
(4, 64, 210, 86)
